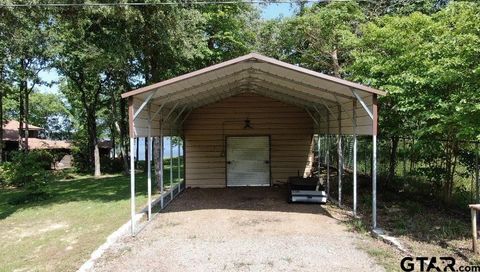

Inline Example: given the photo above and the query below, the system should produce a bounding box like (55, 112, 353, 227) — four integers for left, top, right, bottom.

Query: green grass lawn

(0, 161, 182, 272)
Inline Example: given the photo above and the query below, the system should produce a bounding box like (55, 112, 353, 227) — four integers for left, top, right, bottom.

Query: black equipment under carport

(288, 176, 327, 204)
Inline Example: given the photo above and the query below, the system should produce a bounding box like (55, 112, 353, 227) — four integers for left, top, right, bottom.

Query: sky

(37, 3, 296, 95)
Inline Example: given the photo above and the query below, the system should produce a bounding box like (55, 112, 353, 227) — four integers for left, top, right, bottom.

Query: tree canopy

(0, 0, 478, 183)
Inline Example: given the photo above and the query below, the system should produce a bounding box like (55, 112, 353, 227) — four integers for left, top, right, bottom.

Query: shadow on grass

(0, 166, 182, 220)
(336, 174, 471, 246)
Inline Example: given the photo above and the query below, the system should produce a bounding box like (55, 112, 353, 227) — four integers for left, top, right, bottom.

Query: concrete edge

(77, 181, 186, 272)
(371, 228, 410, 255)
(77, 213, 143, 272)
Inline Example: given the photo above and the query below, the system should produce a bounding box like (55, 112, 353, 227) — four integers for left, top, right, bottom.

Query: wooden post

(470, 205, 479, 253)
(476, 142, 479, 203)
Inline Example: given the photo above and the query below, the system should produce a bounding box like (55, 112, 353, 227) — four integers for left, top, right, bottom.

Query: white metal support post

(318, 133, 321, 187)
(337, 106, 342, 206)
(353, 100, 358, 216)
(326, 113, 330, 198)
(177, 139, 181, 181)
(147, 105, 152, 221)
(160, 117, 164, 209)
(170, 128, 174, 199)
(130, 137, 136, 236)
(128, 97, 136, 236)
(372, 94, 378, 229)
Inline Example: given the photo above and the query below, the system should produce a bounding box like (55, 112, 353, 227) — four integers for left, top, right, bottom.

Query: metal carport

(121, 53, 386, 236)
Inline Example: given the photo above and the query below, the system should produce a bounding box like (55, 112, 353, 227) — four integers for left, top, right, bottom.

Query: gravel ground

(92, 187, 385, 272)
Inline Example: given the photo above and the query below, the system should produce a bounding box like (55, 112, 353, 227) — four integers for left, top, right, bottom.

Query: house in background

(2, 120, 113, 169)
(2, 120, 73, 168)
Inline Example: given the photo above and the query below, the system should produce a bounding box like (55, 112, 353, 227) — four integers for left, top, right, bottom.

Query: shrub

(101, 157, 125, 174)
(0, 150, 54, 202)
(71, 144, 91, 173)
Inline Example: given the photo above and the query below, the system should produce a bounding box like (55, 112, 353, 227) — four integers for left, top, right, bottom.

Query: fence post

(476, 142, 479, 203)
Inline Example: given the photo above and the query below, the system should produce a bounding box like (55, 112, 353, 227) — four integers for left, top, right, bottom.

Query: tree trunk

(110, 92, 116, 158)
(387, 136, 399, 187)
(94, 141, 101, 177)
(87, 110, 101, 177)
(24, 90, 30, 151)
(118, 96, 129, 175)
(18, 82, 25, 151)
(444, 140, 459, 203)
(330, 49, 341, 78)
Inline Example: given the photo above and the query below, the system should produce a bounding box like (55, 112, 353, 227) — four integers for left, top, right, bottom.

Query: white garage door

(227, 136, 270, 186)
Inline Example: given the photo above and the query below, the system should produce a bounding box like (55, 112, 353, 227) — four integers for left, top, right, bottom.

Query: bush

(0, 150, 54, 202)
(100, 157, 125, 174)
(71, 144, 91, 173)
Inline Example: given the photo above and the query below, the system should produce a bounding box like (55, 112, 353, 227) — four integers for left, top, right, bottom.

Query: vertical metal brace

(147, 104, 152, 221)
(178, 138, 182, 182)
(337, 105, 342, 206)
(372, 94, 378, 229)
(353, 100, 358, 216)
(160, 116, 164, 209)
(326, 113, 330, 198)
(130, 137, 136, 236)
(170, 127, 174, 199)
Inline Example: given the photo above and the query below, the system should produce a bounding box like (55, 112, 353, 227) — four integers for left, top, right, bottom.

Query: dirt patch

(92, 187, 386, 271)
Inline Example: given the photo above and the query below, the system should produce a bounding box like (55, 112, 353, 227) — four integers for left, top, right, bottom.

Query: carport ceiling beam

(133, 90, 157, 120)
(157, 78, 249, 108)
(150, 70, 251, 103)
(250, 84, 330, 116)
(313, 106, 327, 123)
(333, 95, 355, 123)
(170, 105, 188, 124)
(152, 97, 171, 121)
(250, 69, 354, 101)
(249, 74, 342, 104)
(179, 86, 245, 109)
(249, 78, 338, 108)
(252, 82, 338, 121)
(162, 102, 179, 123)
(305, 108, 320, 126)
(351, 88, 373, 120)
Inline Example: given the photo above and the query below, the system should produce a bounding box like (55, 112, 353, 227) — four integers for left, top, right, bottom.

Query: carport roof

(121, 53, 385, 104)
(124, 53, 386, 137)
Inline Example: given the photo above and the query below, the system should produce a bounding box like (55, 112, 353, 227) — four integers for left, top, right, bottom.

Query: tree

(258, 1, 364, 77)
(0, 7, 14, 162)
(53, 6, 115, 177)
(348, 2, 480, 199)
(6, 6, 50, 151)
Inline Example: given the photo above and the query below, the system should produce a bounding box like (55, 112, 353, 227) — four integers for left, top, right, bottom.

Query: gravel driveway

(92, 187, 385, 272)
